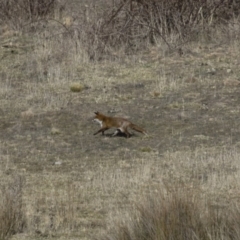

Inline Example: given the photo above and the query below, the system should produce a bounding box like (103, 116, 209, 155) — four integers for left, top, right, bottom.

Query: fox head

(93, 111, 103, 127)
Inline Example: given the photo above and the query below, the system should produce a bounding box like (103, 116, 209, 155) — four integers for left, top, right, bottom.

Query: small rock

(207, 68, 216, 75)
(193, 135, 209, 140)
(226, 69, 232, 74)
(54, 161, 62, 165)
(150, 91, 161, 97)
(21, 108, 34, 119)
(223, 79, 240, 87)
(185, 77, 197, 83)
(70, 83, 84, 92)
(135, 83, 145, 88)
(51, 127, 61, 135)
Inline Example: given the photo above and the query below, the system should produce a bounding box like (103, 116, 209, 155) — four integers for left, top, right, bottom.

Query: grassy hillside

(1, 1, 240, 239)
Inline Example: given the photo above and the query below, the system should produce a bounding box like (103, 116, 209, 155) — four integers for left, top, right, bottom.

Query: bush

(103, 187, 240, 240)
(0, 175, 26, 240)
(0, 0, 56, 27)
(74, 0, 240, 59)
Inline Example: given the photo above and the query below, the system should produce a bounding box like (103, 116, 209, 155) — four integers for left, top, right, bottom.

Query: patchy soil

(1, 41, 240, 239)
(2, 72, 240, 173)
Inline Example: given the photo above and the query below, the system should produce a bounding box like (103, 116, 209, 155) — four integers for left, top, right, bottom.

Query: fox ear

(94, 111, 99, 115)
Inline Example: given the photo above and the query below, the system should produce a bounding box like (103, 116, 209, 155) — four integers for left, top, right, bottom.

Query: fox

(93, 111, 147, 138)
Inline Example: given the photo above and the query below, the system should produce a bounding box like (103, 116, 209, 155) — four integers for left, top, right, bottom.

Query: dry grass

(102, 148, 240, 240)
(4, 147, 240, 240)
(1, 1, 240, 240)
(104, 186, 240, 240)
(0, 175, 26, 240)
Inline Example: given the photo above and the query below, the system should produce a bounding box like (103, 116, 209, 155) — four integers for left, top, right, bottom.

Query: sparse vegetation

(1, 0, 240, 239)
(103, 184, 240, 240)
(0, 175, 26, 240)
(0, 0, 57, 29)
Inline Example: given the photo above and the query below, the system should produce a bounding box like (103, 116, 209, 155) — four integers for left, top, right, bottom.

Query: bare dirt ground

(3, 44, 240, 163)
(1, 36, 240, 239)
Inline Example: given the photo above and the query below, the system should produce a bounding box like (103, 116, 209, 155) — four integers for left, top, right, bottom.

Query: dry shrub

(2, 1, 239, 60)
(0, 0, 239, 62)
(103, 186, 240, 240)
(73, 0, 240, 59)
(0, 0, 57, 28)
(0, 175, 26, 240)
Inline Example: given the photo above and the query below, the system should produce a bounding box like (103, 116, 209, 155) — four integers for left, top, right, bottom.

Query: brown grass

(102, 149, 240, 240)
(103, 185, 240, 240)
(1, 1, 240, 240)
(0, 175, 26, 240)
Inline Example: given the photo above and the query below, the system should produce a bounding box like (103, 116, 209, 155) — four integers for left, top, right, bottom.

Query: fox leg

(116, 127, 131, 138)
(94, 127, 108, 135)
(112, 128, 131, 138)
(112, 128, 130, 137)
(112, 129, 121, 137)
(124, 128, 131, 138)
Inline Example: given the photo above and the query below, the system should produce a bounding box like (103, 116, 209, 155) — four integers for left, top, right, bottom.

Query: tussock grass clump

(72, 0, 240, 59)
(103, 186, 240, 240)
(0, 175, 26, 240)
(0, 0, 57, 26)
(70, 83, 84, 92)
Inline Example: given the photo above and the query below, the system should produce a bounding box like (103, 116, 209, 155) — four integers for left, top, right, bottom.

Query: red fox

(93, 111, 147, 138)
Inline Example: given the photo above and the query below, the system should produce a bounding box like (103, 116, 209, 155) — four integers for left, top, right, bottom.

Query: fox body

(93, 111, 147, 138)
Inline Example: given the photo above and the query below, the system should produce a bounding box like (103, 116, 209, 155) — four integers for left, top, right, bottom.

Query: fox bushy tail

(130, 124, 147, 135)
